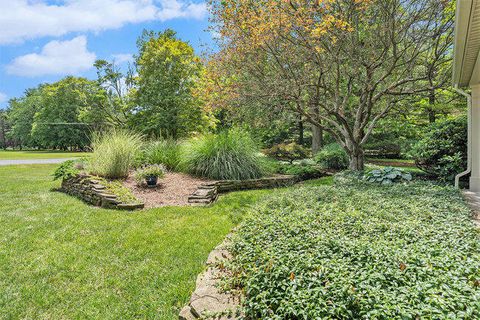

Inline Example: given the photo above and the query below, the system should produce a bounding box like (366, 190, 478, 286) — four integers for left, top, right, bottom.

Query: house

(453, 0, 480, 191)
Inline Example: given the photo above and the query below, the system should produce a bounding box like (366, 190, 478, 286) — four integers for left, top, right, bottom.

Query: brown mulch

(123, 172, 215, 208)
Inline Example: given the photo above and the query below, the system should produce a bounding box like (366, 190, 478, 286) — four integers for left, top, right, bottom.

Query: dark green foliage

(181, 129, 264, 180)
(364, 141, 402, 159)
(140, 139, 182, 170)
(228, 182, 480, 319)
(264, 142, 309, 163)
(364, 166, 412, 185)
(412, 116, 467, 182)
(314, 143, 349, 170)
(276, 161, 325, 180)
(52, 160, 79, 180)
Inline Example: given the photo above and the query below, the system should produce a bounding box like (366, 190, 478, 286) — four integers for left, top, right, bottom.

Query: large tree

(132, 29, 210, 138)
(32, 77, 105, 150)
(208, 0, 451, 170)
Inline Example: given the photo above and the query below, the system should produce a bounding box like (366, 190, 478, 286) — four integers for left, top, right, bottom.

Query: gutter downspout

(453, 85, 472, 189)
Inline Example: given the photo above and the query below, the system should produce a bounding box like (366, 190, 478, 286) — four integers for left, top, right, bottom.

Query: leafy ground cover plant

(180, 129, 264, 180)
(364, 166, 412, 185)
(140, 139, 182, 170)
(88, 130, 143, 179)
(52, 160, 79, 180)
(314, 143, 349, 170)
(227, 182, 480, 319)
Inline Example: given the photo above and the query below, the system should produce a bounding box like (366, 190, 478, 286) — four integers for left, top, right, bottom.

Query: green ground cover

(0, 150, 90, 160)
(228, 179, 480, 318)
(0, 164, 282, 319)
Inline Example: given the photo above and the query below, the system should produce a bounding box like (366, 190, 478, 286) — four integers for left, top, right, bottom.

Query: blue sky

(0, 0, 214, 109)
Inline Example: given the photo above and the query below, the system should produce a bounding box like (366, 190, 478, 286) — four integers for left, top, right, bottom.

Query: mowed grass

(0, 150, 90, 160)
(0, 164, 278, 319)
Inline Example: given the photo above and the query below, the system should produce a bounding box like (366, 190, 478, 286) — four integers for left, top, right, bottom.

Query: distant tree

(132, 29, 210, 138)
(7, 87, 43, 148)
(94, 59, 135, 126)
(208, 0, 451, 170)
(0, 109, 11, 149)
(31, 77, 104, 150)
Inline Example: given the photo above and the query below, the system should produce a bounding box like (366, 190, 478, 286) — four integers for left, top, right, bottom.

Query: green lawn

(0, 164, 284, 319)
(0, 150, 90, 160)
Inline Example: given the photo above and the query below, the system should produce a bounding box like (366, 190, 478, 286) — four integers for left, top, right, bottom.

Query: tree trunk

(311, 124, 323, 154)
(348, 142, 365, 171)
(428, 89, 436, 123)
(297, 117, 304, 145)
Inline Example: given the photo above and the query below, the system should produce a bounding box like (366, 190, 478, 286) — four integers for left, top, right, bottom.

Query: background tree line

(0, 0, 466, 173)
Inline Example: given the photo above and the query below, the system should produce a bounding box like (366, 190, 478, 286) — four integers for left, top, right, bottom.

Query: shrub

(181, 129, 264, 180)
(314, 143, 349, 170)
(276, 162, 325, 180)
(364, 166, 412, 185)
(53, 160, 79, 180)
(264, 142, 309, 163)
(141, 139, 182, 170)
(364, 141, 402, 158)
(412, 116, 467, 182)
(88, 130, 143, 179)
(228, 183, 480, 319)
(134, 164, 166, 185)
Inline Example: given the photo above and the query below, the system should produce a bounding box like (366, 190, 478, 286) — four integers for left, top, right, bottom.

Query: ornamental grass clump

(181, 129, 264, 180)
(141, 139, 182, 170)
(228, 182, 480, 319)
(88, 130, 143, 179)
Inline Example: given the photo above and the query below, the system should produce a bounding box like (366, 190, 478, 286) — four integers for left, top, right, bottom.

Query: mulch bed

(123, 172, 214, 208)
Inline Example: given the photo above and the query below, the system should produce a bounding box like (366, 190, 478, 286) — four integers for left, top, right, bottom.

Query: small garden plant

(134, 164, 166, 187)
(53, 160, 80, 180)
(364, 166, 412, 185)
(314, 143, 349, 170)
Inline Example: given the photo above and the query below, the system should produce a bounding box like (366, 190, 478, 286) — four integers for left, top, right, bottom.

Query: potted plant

(134, 164, 166, 188)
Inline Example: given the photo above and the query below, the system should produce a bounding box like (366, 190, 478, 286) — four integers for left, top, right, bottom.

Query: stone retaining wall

(179, 237, 241, 320)
(188, 175, 301, 205)
(61, 175, 144, 210)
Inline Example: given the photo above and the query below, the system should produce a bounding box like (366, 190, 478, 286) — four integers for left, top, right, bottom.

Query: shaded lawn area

(0, 150, 90, 160)
(0, 164, 278, 319)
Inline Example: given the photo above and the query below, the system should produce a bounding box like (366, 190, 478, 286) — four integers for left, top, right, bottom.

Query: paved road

(0, 158, 73, 166)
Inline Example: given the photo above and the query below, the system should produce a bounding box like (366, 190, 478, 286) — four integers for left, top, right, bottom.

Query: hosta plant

(364, 166, 412, 185)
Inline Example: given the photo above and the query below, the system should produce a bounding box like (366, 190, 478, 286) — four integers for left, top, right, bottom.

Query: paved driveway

(0, 158, 72, 166)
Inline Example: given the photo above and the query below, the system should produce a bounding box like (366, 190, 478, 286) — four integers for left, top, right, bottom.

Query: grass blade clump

(142, 139, 182, 170)
(181, 129, 264, 180)
(88, 130, 143, 179)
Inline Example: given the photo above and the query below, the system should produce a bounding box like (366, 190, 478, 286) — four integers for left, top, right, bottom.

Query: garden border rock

(188, 174, 319, 205)
(60, 174, 144, 210)
(179, 236, 242, 320)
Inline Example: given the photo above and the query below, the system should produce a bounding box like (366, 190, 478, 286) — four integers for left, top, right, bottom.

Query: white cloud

(112, 53, 134, 64)
(6, 36, 96, 77)
(0, 92, 7, 103)
(0, 0, 208, 44)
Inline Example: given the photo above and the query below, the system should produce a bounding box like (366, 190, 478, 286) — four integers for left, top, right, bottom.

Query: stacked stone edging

(179, 237, 242, 320)
(61, 174, 144, 210)
(188, 174, 303, 205)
